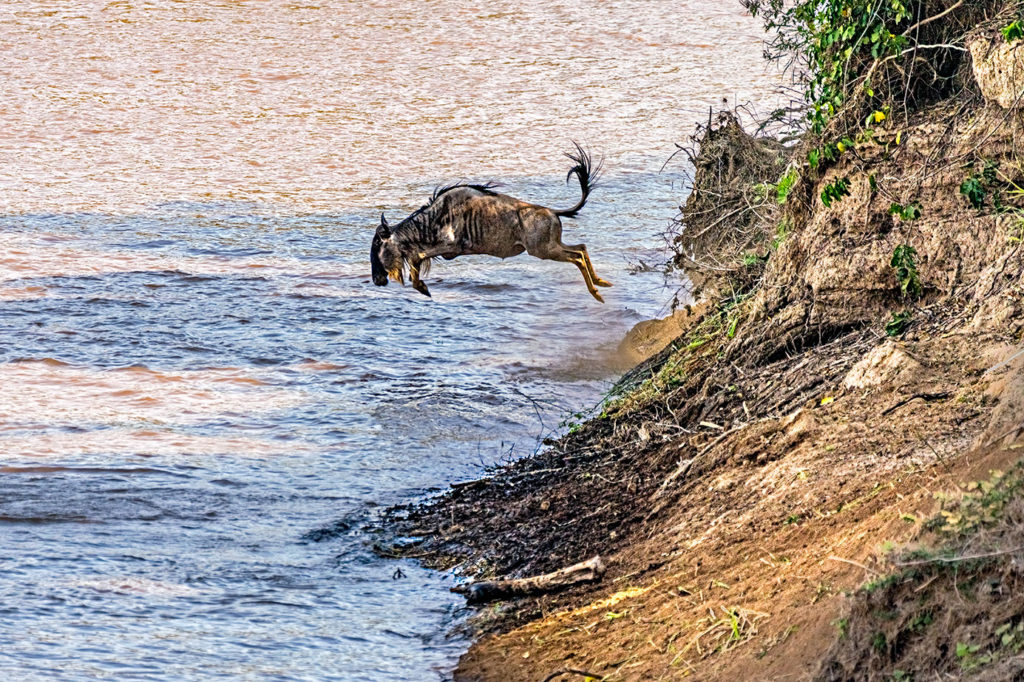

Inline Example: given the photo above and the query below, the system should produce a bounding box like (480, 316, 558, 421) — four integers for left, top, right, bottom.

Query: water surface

(0, 2, 781, 679)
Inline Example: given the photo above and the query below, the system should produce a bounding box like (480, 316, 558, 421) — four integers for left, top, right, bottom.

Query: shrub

(891, 245, 922, 300)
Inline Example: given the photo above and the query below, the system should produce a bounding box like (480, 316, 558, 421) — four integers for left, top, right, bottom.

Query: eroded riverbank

(383, 17, 1024, 679)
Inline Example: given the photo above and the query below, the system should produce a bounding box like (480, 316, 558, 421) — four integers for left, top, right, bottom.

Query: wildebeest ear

(377, 213, 391, 239)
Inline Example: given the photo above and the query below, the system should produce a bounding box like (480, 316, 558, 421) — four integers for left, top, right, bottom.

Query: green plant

(864, 570, 912, 594)
(888, 201, 921, 221)
(955, 641, 993, 671)
(929, 464, 1024, 536)
(885, 310, 912, 337)
(808, 147, 821, 168)
(628, 290, 753, 403)
(821, 176, 851, 207)
(776, 167, 799, 203)
(983, 159, 1000, 185)
(742, 252, 767, 267)
(833, 617, 849, 639)
(996, 621, 1024, 652)
(890, 245, 922, 299)
(909, 610, 933, 633)
(559, 410, 587, 434)
(726, 608, 742, 640)
(1002, 20, 1024, 43)
(960, 175, 986, 209)
(771, 218, 791, 250)
(961, 162, 1002, 210)
(747, 0, 911, 135)
(871, 631, 888, 654)
(1010, 214, 1024, 244)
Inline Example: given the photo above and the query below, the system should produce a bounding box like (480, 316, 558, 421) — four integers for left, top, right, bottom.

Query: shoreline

(381, 23, 1024, 681)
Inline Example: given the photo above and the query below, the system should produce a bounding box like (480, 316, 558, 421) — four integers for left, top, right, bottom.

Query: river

(0, 2, 779, 679)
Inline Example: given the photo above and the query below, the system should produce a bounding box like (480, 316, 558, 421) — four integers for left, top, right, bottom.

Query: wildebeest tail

(554, 142, 602, 218)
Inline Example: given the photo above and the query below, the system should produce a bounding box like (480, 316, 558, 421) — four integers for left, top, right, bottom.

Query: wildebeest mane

(431, 181, 500, 203)
(395, 182, 500, 230)
(386, 183, 500, 280)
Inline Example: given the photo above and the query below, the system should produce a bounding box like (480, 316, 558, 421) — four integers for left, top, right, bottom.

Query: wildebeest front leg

(409, 258, 431, 298)
(565, 243, 612, 288)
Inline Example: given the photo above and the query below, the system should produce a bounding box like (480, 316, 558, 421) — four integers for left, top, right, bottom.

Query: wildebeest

(370, 144, 611, 302)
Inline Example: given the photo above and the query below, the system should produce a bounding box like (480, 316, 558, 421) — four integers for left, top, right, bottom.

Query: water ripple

(0, 1, 782, 679)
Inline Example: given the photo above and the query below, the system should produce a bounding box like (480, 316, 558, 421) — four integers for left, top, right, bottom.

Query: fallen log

(452, 555, 606, 603)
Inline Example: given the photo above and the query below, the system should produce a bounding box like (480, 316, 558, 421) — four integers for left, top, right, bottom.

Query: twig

(893, 546, 1024, 568)
(903, 43, 967, 53)
(880, 391, 951, 416)
(828, 555, 879, 576)
(980, 420, 1024, 450)
(912, 426, 951, 473)
(901, 0, 964, 36)
(985, 346, 1024, 375)
(542, 669, 604, 682)
(452, 555, 606, 603)
(653, 424, 746, 498)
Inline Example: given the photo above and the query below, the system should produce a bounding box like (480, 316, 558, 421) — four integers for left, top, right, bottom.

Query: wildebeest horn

(377, 213, 391, 239)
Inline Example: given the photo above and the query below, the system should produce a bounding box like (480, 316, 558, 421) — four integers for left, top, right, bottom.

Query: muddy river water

(0, 2, 780, 679)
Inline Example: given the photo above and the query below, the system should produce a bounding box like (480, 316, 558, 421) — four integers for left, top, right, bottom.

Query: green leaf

(960, 176, 986, 210)
(1002, 20, 1024, 43)
(776, 168, 799, 204)
(885, 310, 912, 337)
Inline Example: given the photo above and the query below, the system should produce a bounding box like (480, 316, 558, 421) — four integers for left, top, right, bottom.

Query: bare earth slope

(384, 33, 1024, 681)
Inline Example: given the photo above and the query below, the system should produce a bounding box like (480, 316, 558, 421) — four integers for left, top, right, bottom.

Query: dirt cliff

(383, 20, 1024, 682)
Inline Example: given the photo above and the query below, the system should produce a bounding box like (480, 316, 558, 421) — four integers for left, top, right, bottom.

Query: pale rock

(970, 37, 1024, 109)
(843, 342, 925, 390)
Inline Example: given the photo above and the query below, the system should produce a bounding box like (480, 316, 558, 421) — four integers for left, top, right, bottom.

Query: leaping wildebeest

(370, 144, 611, 302)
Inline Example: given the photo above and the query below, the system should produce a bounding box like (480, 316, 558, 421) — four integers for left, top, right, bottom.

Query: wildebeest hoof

(414, 283, 431, 297)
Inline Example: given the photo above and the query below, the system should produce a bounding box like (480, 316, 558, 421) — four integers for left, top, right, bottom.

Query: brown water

(0, 2, 780, 679)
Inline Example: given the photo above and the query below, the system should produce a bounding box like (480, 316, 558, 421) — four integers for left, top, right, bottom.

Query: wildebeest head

(370, 214, 402, 286)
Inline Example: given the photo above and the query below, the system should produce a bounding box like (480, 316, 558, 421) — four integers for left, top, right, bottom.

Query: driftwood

(452, 555, 606, 604)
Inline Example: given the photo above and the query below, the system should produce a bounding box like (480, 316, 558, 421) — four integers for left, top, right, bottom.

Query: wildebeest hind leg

(565, 243, 612, 287)
(558, 251, 604, 303)
(527, 242, 604, 303)
(571, 258, 603, 302)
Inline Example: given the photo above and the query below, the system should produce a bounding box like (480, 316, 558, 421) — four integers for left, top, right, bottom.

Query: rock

(970, 37, 1024, 109)
(977, 343, 1024, 448)
(616, 302, 709, 366)
(843, 342, 926, 390)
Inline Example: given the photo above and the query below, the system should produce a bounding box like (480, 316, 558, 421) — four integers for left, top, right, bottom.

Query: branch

(542, 669, 604, 682)
(880, 391, 951, 416)
(452, 555, 606, 603)
(893, 546, 1024, 568)
(901, 0, 965, 36)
